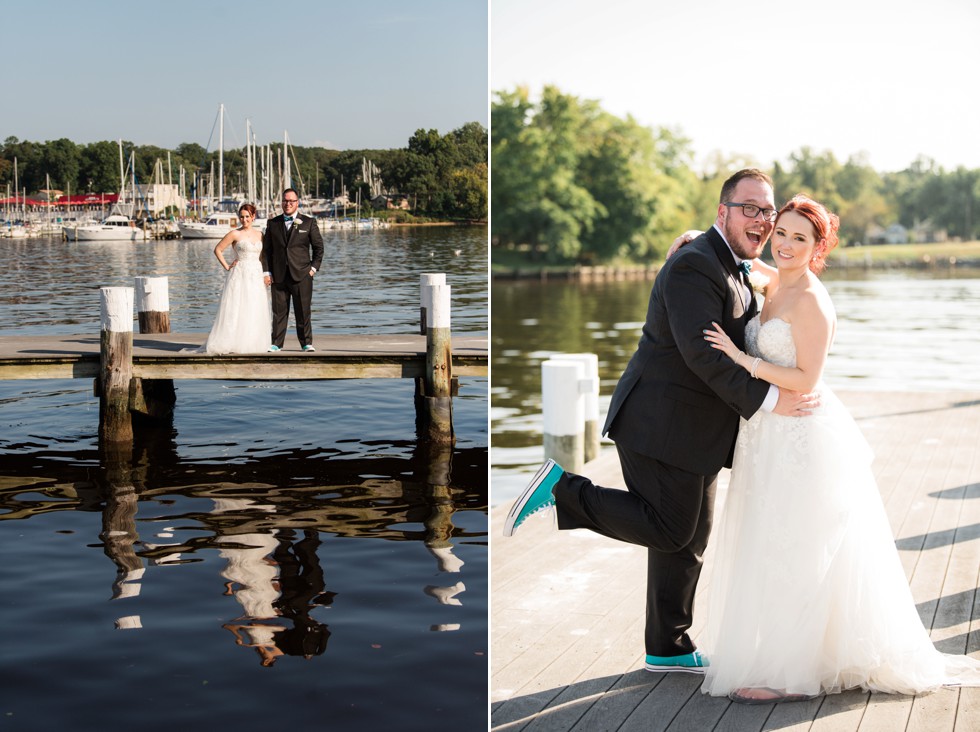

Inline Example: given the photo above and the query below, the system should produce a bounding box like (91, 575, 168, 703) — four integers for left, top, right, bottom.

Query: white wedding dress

(702, 315, 980, 698)
(197, 238, 271, 354)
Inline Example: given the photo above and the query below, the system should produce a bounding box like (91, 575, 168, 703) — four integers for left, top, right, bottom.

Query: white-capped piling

(541, 358, 586, 472)
(132, 276, 176, 421)
(135, 276, 171, 334)
(551, 353, 600, 462)
(420, 272, 447, 334)
(99, 286, 134, 444)
(419, 274, 454, 444)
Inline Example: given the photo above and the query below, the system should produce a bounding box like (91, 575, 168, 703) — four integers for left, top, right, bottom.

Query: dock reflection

(0, 440, 487, 663)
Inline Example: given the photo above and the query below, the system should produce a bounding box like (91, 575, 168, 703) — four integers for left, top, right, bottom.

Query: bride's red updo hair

(776, 194, 840, 275)
(238, 202, 257, 217)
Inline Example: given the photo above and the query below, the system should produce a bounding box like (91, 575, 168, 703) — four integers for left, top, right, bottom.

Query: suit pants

(271, 274, 314, 348)
(553, 443, 717, 656)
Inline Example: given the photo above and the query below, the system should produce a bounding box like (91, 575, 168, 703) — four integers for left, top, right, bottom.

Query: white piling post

(542, 359, 585, 472)
(552, 353, 600, 462)
(134, 276, 170, 334)
(421, 280, 454, 444)
(133, 276, 176, 421)
(99, 286, 135, 445)
(420, 272, 446, 334)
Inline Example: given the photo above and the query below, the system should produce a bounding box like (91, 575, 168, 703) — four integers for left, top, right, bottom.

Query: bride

(195, 203, 271, 354)
(698, 195, 980, 702)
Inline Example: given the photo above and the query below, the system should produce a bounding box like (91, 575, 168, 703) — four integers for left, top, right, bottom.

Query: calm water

(491, 268, 980, 505)
(0, 226, 488, 730)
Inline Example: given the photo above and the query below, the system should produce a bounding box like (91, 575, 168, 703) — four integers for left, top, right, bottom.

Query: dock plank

(492, 391, 980, 732)
(0, 332, 488, 380)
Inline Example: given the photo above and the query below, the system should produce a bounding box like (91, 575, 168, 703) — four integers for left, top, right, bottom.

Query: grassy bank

(831, 240, 980, 266)
(492, 240, 980, 279)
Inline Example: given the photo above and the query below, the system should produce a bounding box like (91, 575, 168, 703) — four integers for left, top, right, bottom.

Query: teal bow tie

(739, 260, 752, 276)
(284, 216, 294, 223)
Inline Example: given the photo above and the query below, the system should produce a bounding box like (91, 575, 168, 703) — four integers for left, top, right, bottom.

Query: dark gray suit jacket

(603, 226, 770, 474)
(262, 213, 324, 283)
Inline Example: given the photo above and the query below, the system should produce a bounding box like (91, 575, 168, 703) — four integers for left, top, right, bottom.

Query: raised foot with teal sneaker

(644, 650, 709, 674)
(502, 459, 563, 537)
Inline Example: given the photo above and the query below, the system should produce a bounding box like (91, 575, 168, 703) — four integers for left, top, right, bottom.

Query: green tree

(79, 141, 123, 192)
(834, 154, 889, 246)
(491, 86, 602, 262)
(40, 138, 80, 193)
(579, 117, 699, 261)
(449, 162, 488, 221)
(492, 86, 699, 263)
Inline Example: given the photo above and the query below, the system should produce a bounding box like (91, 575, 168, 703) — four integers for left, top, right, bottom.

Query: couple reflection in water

(215, 498, 335, 667)
(214, 495, 468, 665)
(97, 467, 470, 665)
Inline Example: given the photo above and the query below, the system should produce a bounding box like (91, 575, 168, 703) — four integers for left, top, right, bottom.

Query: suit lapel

(705, 227, 752, 316)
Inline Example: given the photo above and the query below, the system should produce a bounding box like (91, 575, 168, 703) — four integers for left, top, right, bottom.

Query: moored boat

(69, 215, 146, 242)
(177, 211, 240, 239)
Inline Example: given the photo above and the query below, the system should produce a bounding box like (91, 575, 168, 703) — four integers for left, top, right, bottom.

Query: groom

(263, 188, 324, 352)
(504, 169, 816, 673)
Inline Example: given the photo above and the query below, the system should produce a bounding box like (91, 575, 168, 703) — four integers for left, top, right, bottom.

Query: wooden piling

(132, 276, 176, 421)
(551, 353, 600, 462)
(542, 358, 585, 472)
(99, 287, 134, 445)
(419, 278, 454, 444)
(135, 276, 171, 334)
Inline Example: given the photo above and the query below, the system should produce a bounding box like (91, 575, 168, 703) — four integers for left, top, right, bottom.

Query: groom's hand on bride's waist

(772, 388, 820, 417)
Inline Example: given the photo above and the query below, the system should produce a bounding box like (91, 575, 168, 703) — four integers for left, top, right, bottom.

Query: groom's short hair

(282, 187, 299, 199)
(719, 168, 773, 204)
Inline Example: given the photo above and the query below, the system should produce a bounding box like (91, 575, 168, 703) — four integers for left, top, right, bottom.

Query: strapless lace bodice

(745, 315, 795, 368)
(235, 238, 263, 262)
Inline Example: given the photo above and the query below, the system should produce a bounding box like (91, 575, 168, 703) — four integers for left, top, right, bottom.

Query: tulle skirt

(198, 258, 272, 354)
(701, 385, 980, 697)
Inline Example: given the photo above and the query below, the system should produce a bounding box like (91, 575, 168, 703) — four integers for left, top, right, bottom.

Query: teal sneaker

(268, 345, 282, 352)
(502, 459, 563, 537)
(644, 650, 709, 674)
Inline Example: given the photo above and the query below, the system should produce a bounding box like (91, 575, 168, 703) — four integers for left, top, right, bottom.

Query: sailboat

(66, 142, 146, 242)
(178, 104, 244, 239)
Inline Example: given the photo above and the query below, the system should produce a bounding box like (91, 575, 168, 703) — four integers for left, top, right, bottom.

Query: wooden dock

(492, 390, 980, 732)
(0, 274, 483, 446)
(0, 332, 488, 381)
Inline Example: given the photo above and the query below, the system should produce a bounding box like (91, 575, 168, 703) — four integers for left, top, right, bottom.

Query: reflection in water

(217, 512, 290, 667)
(0, 442, 485, 662)
(215, 506, 335, 667)
(0, 229, 487, 728)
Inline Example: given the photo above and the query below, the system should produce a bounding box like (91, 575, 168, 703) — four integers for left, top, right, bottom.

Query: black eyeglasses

(282, 198, 299, 204)
(724, 202, 777, 222)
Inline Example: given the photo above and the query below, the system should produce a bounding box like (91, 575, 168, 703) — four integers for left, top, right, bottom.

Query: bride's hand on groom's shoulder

(666, 230, 702, 259)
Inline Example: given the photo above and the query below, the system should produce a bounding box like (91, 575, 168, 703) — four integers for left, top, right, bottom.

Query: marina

(0, 226, 488, 730)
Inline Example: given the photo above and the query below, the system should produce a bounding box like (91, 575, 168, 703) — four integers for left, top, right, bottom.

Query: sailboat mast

(283, 130, 291, 191)
(118, 140, 125, 196)
(218, 103, 225, 203)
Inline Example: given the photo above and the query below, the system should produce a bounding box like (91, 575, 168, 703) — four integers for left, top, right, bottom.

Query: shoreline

(492, 254, 980, 281)
(390, 220, 487, 227)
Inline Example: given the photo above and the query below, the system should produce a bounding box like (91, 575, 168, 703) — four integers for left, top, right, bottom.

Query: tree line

(0, 122, 487, 221)
(492, 86, 980, 263)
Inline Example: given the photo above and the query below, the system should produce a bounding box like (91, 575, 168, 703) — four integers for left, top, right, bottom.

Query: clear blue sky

(492, 0, 980, 173)
(4, 0, 487, 152)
